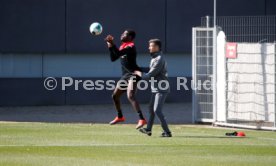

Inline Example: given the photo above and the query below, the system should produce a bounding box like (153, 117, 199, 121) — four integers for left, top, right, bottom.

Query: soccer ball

(89, 22, 103, 35)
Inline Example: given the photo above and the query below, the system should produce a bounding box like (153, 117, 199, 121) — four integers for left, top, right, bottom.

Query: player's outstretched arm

(143, 56, 164, 79)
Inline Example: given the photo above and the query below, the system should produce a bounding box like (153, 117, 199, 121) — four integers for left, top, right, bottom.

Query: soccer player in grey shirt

(138, 39, 172, 137)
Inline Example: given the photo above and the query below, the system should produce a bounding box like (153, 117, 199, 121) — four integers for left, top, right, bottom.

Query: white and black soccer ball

(89, 22, 103, 36)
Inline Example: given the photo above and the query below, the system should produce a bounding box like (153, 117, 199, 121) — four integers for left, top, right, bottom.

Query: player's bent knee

(112, 93, 118, 100)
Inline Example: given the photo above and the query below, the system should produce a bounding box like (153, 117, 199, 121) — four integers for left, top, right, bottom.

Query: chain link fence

(201, 15, 276, 43)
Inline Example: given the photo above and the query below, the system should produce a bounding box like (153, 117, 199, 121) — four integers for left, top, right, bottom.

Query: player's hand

(105, 35, 114, 47)
(133, 70, 142, 77)
(105, 35, 114, 42)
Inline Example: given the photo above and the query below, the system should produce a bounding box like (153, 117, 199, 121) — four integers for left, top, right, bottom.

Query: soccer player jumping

(105, 30, 146, 129)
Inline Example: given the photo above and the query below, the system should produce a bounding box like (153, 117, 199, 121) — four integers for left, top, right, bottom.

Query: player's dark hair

(126, 29, 136, 40)
(149, 39, 162, 50)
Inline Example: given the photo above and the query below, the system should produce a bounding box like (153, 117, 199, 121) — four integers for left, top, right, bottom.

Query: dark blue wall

(0, 0, 66, 53)
(217, 0, 266, 16)
(266, 0, 276, 15)
(0, 0, 275, 54)
(67, 0, 166, 53)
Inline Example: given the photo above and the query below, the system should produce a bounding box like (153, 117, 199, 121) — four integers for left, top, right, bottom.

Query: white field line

(1, 133, 276, 147)
(0, 144, 276, 147)
(256, 137, 276, 141)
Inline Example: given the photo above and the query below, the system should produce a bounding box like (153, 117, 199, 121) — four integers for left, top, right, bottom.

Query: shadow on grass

(174, 135, 247, 139)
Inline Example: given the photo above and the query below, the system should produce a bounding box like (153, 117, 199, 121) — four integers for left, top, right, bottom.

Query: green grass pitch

(0, 122, 276, 166)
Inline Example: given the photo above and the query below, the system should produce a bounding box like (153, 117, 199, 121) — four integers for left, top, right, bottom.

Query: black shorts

(116, 73, 141, 90)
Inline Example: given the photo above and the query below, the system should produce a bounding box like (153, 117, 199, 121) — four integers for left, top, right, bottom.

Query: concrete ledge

(0, 103, 192, 124)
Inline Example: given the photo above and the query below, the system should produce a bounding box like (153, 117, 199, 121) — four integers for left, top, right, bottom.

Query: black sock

(137, 111, 144, 120)
(117, 110, 123, 118)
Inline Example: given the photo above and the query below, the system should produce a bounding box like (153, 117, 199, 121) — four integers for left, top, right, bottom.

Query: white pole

(214, 0, 216, 28)
(192, 28, 197, 123)
(213, 0, 217, 123)
(206, 16, 210, 75)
